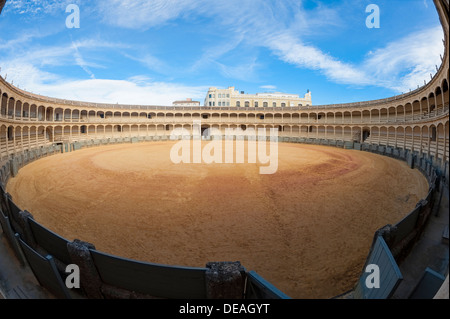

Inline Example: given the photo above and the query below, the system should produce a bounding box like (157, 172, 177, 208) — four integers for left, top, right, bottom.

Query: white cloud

(2, 38, 126, 73)
(1, 62, 58, 90)
(363, 26, 444, 92)
(123, 53, 173, 76)
(4, 0, 81, 15)
(260, 85, 277, 90)
(2, 61, 207, 106)
(2, 0, 445, 103)
(263, 24, 444, 93)
(70, 1, 446, 94)
(71, 41, 96, 79)
(97, 0, 202, 30)
(0, 32, 40, 51)
(34, 79, 208, 106)
(215, 58, 261, 82)
(190, 34, 245, 73)
(265, 32, 369, 85)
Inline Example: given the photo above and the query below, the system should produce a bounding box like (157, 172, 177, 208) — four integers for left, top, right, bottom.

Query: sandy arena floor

(6, 141, 428, 299)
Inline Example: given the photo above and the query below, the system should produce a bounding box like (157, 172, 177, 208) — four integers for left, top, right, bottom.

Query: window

(236, 101, 241, 107)
(227, 94, 230, 98)
(281, 103, 286, 107)
(245, 101, 250, 107)
(255, 102, 259, 107)
(298, 103, 303, 107)
(218, 94, 222, 98)
(263, 102, 268, 107)
(260, 115, 265, 120)
(273, 102, 277, 107)
(202, 114, 209, 119)
(218, 102, 221, 106)
(209, 94, 212, 98)
(147, 114, 152, 119)
(209, 102, 212, 106)
(227, 102, 230, 106)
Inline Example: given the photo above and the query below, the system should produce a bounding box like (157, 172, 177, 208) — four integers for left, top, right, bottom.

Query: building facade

(172, 98, 200, 107)
(204, 87, 312, 108)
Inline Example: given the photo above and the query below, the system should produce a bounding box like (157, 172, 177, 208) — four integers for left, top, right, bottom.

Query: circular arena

(0, 0, 449, 300)
(5, 141, 428, 298)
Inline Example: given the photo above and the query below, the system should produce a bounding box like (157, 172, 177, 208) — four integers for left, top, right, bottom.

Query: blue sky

(0, 0, 445, 106)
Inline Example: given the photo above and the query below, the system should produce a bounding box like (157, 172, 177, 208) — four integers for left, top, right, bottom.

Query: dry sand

(6, 141, 428, 299)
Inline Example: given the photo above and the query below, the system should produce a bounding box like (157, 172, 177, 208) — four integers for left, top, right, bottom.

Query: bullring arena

(4, 142, 429, 298)
(0, 0, 449, 300)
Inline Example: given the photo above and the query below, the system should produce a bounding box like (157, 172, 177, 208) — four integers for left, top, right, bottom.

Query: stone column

(205, 261, 246, 299)
(67, 239, 104, 299)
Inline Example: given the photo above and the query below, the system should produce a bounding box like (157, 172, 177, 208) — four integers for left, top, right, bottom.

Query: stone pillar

(10, 157, 18, 177)
(375, 224, 397, 249)
(67, 239, 104, 299)
(17, 210, 37, 249)
(205, 261, 246, 299)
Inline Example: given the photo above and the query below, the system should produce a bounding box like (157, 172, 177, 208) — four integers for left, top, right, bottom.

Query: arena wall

(0, 0, 448, 299)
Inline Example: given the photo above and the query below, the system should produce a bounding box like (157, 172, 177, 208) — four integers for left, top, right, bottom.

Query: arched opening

(7, 97, 15, 118)
(362, 127, 371, 143)
(46, 107, 54, 121)
(30, 104, 37, 120)
(15, 100, 22, 119)
(22, 103, 30, 119)
(1, 93, 8, 117)
(72, 109, 80, 122)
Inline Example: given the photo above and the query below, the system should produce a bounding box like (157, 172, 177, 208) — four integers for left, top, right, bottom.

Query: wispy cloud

(95, 0, 363, 87)
(214, 58, 261, 82)
(0, 32, 41, 51)
(4, 0, 81, 15)
(2, 0, 445, 103)
(260, 85, 277, 90)
(1, 62, 59, 90)
(71, 41, 95, 79)
(2, 38, 125, 74)
(265, 32, 369, 85)
(363, 25, 444, 92)
(16, 0, 442, 95)
(97, 0, 202, 30)
(190, 34, 245, 73)
(123, 53, 173, 76)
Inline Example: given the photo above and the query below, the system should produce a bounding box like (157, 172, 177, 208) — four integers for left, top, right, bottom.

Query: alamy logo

(366, 4, 380, 29)
(65, 264, 80, 289)
(66, 4, 80, 29)
(169, 120, 279, 175)
(365, 264, 380, 289)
